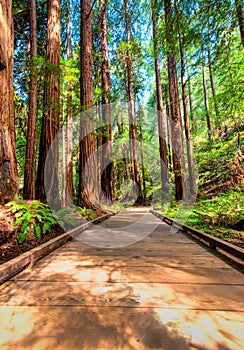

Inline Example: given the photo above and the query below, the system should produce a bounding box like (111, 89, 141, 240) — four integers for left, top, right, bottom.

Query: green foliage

(195, 131, 244, 196)
(53, 206, 97, 229)
(6, 198, 57, 243)
(53, 208, 78, 228)
(75, 207, 96, 221)
(158, 191, 244, 241)
(190, 192, 244, 228)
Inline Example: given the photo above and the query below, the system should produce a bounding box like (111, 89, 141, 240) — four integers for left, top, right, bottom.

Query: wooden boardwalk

(0, 208, 244, 350)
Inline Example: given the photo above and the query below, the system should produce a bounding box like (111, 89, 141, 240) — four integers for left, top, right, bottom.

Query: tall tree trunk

(23, 0, 37, 200)
(0, 0, 19, 204)
(116, 121, 130, 192)
(165, 96, 173, 172)
(164, 0, 186, 200)
(100, 0, 114, 202)
(65, 1, 74, 205)
(36, 0, 61, 207)
(138, 111, 146, 202)
(95, 86, 102, 196)
(78, 0, 97, 208)
(202, 52, 212, 141)
(235, 0, 244, 47)
(187, 71, 195, 131)
(207, 34, 218, 117)
(61, 87, 67, 207)
(124, 0, 142, 203)
(176, 7, 196, 196)
(151, 0, 169, 197)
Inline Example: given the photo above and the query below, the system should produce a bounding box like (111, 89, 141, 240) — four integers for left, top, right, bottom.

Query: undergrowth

(154, 130, 243, 242)
(6, 197, 57, 243)
(5, 198, 101, 243)
(196, 131, 244, 197)
(155, 190, 244, 243)
(54, 206, 96, 229)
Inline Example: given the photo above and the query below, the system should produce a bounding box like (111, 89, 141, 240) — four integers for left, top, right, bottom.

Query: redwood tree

(164, 0, 186, 200)
(175, 2, 196, 196)
(77, 0, 97, 208)
(0, 0, 19, 204)
(36, 0, 61, 206)
(151, 0, 169, 196)
(23, 0, 38, 200)
(62, 0, 74, 207)
(124, 0, 142, 203)
(100, 0, 114, 202)
(202, 49, 212, 141)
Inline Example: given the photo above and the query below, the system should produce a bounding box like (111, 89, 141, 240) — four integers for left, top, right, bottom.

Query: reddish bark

(36, 0, 61, 207)
(0, 0, 19, 204)
(100, 0, 114, 202)
(77, 0, 97, 208)
(23, 0, 38, 200)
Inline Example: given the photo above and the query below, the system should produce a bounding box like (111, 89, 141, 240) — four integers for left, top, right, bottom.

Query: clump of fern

(53, 206, 96, 230)
(6, 197, 57, 243)
(75, 206, 96, 221)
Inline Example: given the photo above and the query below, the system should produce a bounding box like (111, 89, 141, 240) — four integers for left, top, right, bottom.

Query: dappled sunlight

(0, 211, 244, 349)
(152, 308, 244, 349)
(132, 283, 200, 309)
(0, 306, 37, 344)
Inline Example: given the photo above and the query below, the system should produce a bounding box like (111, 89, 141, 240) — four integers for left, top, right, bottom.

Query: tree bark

(64, 1, 74, 205)
(78, 0, 97, 208)
(207, 33, 218, 117)
(164, 0, 186, 200)
(165, 95, 173, 172)
(36, 0, 61, 207)
(138, 111, 146, 202)
(187, 71, 195, 131)
(0, 0, 19, 204)
(202, 52, 212, 141)
(124, 0, 142, 203)
(100, 0, 114, 202)
(23, 0, 37, 200)
(151, 0, 169, 197)
(235, 0, 244, 47)
(176, 6, 196, 196)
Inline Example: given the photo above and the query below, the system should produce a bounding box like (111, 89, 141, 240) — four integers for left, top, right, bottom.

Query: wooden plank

(53, 246, 214, 257)
(60, 238, 213, 251)
(1, 281, 244, 311)
(15, 265, 244, 284)
(36, 254, 235, 269)
(1, 305, 243, 350)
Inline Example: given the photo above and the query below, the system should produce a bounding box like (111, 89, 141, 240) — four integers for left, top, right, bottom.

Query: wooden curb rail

(0, 213, 113, 284)
(150, 210, 244, 262)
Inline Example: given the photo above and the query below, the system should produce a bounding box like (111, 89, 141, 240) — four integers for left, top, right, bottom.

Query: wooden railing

(151, 210, 244, 262)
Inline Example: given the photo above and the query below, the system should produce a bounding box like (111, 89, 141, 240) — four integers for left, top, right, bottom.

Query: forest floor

(0, 205, 105, 264)
(156, 130, 244, 249)
(154, 204, 244, 249)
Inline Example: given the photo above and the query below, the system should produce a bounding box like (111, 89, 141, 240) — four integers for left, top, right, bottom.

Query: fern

(18, 219, 30, 244)
(6, 197, 58, 243)
(34, 222, 41, 239)
(76, 206, 96, 221)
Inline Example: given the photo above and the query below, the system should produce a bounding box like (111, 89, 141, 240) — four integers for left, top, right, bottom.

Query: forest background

(0, 0, 243, 261)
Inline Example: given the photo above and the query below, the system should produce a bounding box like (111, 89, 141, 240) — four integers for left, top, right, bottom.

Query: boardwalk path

(0, 208, 244, 349)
